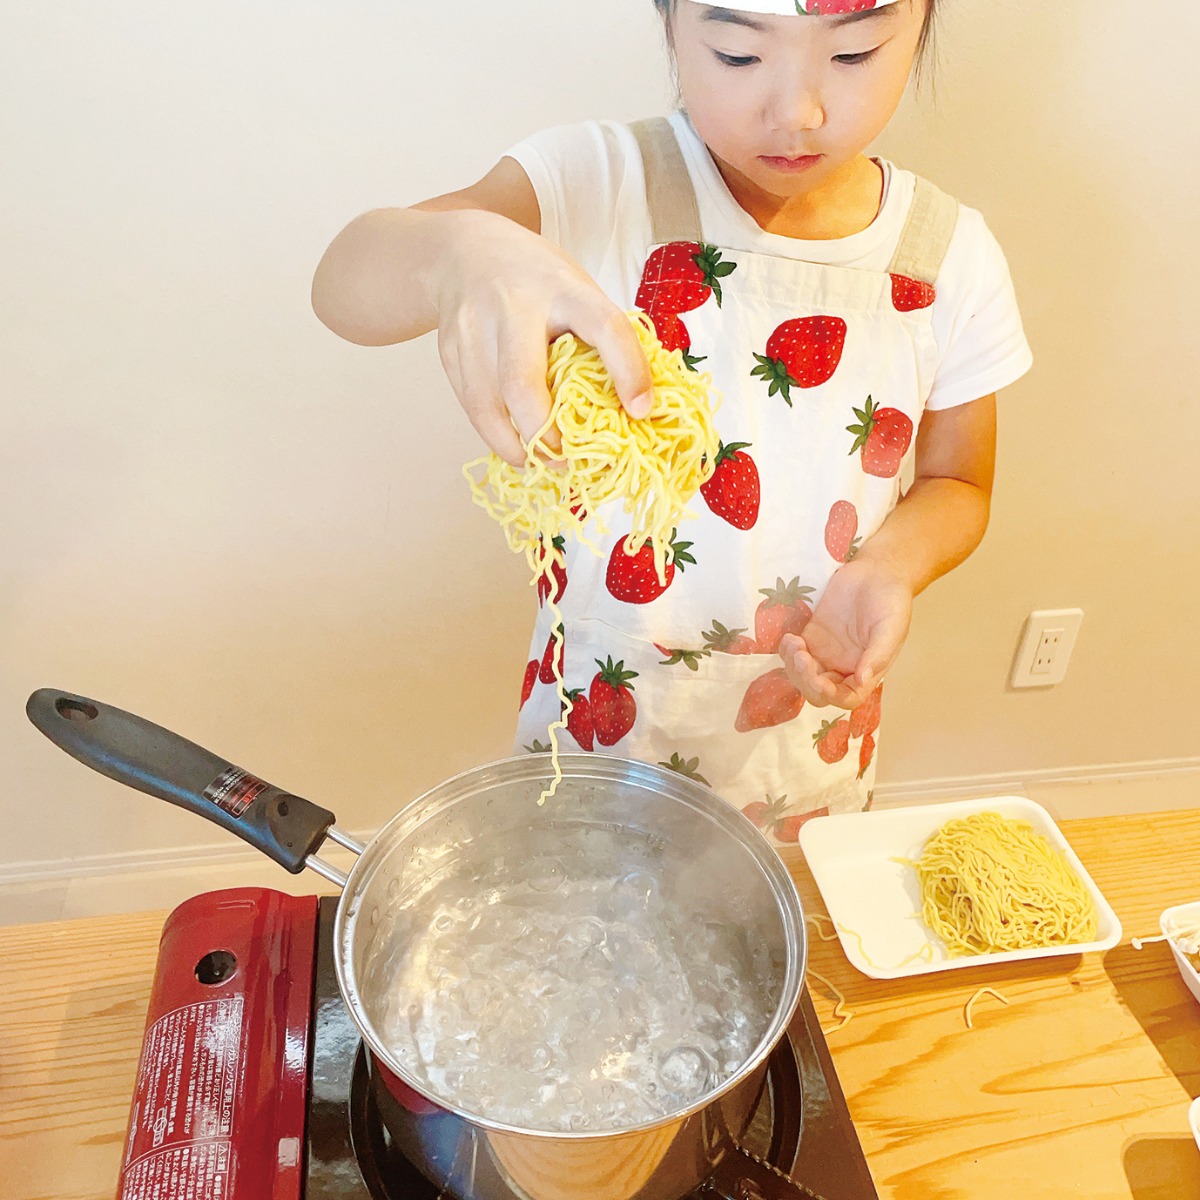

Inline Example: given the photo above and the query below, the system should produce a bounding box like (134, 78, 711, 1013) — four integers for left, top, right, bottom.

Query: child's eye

(833, 48, 880, 66)
(714, 52, 759, 68)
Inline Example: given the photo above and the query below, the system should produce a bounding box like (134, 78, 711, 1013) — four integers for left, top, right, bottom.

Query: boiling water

(367, 820, 781, 1133)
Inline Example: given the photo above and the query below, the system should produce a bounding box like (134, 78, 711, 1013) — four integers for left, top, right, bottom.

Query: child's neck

(714, 153, 884, 242)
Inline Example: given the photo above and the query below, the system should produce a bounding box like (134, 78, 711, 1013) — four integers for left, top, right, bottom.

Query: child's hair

(652, 1, 940, 75)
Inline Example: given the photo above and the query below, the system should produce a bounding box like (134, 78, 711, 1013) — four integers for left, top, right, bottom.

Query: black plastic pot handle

(26, 689, 336, 874)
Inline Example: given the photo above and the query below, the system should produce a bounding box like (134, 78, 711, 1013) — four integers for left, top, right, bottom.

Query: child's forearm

(311, 206, 497, 347)
(853, 476, 991, 597)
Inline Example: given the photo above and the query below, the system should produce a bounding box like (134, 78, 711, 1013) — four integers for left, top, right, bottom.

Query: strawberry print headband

(684, 1, 904, 14)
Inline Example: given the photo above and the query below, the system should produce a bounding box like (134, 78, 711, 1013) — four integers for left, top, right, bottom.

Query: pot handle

(704, 1145, 829, 1200)
(26, 688, 355, 882)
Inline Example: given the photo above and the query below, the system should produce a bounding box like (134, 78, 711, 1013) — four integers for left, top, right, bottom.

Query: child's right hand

(312, 157, 654, 467)
(433, 209, 655, 466)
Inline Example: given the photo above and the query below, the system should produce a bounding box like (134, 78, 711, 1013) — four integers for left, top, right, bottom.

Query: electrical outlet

(1011, 609, 1084, 688)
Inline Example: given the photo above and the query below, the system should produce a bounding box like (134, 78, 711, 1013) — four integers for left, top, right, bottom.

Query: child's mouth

(760, 154, 823, 174)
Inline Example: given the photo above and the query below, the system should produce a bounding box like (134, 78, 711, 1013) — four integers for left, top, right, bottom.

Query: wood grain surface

(2, 811, 1198, 1200)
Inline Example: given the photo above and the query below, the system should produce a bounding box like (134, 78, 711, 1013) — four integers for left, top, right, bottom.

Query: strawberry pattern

(515, 120, 953, 847)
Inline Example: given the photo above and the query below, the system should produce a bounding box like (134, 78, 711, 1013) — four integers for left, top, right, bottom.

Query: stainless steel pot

(27, 689, 808, 1200)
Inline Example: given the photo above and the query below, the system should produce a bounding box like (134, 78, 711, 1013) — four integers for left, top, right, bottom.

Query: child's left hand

(778, 559, 912, 710)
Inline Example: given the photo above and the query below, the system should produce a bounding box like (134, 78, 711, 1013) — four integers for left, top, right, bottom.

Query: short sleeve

(503, 120, 652, 294)
(926, 206, 1034, 410)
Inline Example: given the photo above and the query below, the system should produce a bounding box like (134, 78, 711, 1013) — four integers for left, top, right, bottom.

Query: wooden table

(2, 810, 1199, 1200)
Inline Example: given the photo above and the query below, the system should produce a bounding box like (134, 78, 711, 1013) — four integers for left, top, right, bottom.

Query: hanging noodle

(464, 311, 720, 802)
(911, 812, 1098, 957)
(805, 915, 854, 1035)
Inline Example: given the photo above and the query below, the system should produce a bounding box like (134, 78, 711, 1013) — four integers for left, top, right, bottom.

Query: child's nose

(772, 81, 826, 135)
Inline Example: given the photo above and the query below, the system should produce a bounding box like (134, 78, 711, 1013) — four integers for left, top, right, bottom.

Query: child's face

(670, 2, 927, 203)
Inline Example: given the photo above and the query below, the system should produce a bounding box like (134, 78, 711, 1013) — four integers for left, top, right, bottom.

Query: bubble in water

(558, 916, 604, 956)
(658, 1045, 711, 1099)
(366, 819, 779, 1133)
(513, 1040, 553, 1072)
(462, 980, 491, 1018)
(529, 860, 565, 893)
(613, 869, 659, 913)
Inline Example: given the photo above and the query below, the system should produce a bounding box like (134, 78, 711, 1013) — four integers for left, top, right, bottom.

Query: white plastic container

(1159, 901, 1200, 1006)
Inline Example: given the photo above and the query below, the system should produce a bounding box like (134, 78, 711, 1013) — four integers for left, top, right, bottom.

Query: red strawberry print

(649, 310, 699, 363)
(890, 273, 937, 312)
(754, 578, 816, 654)
(847, 396, 913, 479)
(813, 718, 852, 764)
(849, 684, 883, 739)
(636, 242, 738, 360)
(797, 1, 878, 15)
(741, 798, 775, 828)
(538, 624, 564, 685)
(606, 530, 695, 604)
(776, 808, 830, 843)
(700, 441, 760, 530)
(520, 660, 538, 709)
(741, 794, 829, 842)
(702, 620, 757, 655)
(590, 657, 638, 746)
(659, 752, 710, 786)
(736, 669, 805, 732)
(751, 316, 847, 405)
(858, 732, 876, 780)
(536, 535, 568, 607)
(637, 242, 737, 314)
(563, 688, 594, 752)
(824, 501, 860, 563)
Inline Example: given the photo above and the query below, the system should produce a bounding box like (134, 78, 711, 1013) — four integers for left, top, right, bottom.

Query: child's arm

(311, 157, 653, 466)
(780, 394, 996, 710)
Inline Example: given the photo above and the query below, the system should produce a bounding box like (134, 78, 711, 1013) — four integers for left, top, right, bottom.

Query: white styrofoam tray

(797, 795, 1123, 980)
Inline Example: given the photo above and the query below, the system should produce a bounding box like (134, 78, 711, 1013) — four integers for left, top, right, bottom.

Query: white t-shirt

(506, 111, 1033, 411)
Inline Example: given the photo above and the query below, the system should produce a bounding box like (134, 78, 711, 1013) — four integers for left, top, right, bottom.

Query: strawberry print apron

(515, 117, 959, 850)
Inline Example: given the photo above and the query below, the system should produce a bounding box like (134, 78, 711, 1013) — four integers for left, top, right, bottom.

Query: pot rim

(331, 752, 807, 1140)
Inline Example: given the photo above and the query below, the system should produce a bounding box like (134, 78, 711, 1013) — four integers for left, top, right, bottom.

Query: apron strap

(887, 175, 960, 285)
(632, 119, 957, 284)
(630, 117, 704, 246)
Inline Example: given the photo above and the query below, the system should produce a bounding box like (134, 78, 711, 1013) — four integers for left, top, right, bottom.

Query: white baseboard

(871, 755, 1200, 806)
(4, 757, 1198, 886)
(0, 827, 375, 886)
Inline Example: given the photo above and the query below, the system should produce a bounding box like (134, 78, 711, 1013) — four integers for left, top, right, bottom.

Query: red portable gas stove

(113, 887, 877, 1200)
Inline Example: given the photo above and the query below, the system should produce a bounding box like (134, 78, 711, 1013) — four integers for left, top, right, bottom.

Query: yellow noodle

(912, 812, 1098, 957)
(463, 312, 720, 803)
(805, 915, 854, 1034)
(963, 986, 1010, 1030)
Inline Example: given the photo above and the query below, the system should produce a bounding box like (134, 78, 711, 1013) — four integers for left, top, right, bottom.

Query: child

(312, 0, 1032, 848)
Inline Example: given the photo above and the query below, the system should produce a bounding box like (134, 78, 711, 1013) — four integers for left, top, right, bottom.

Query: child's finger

(564, 300, 655, 419)
(780, 637, 840, 708)
(500, 331, 560, 454)
(452, 340, 527, 466)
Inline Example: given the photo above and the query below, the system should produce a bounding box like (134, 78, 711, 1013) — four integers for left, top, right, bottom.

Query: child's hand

(435, 211, 654, 466)
(778, 559, 912, 710)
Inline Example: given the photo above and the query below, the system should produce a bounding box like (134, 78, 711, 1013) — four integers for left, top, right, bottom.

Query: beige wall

(3, 2, 1197, 876)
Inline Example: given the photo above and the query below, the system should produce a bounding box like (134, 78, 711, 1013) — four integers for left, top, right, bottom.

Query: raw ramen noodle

(913, 811, 1098, 957)
(464, 311, 719, 800)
